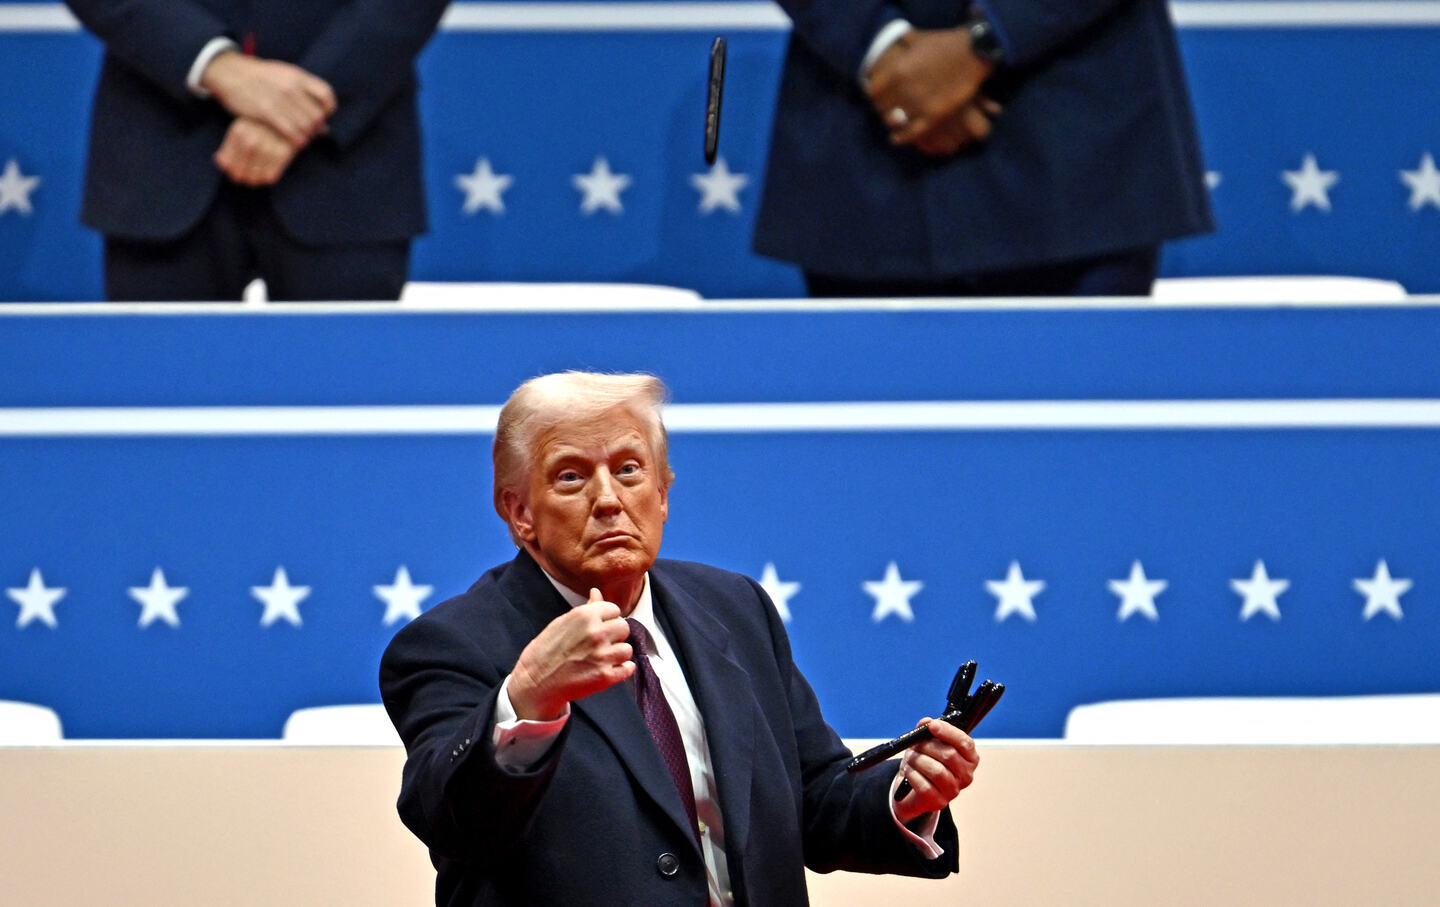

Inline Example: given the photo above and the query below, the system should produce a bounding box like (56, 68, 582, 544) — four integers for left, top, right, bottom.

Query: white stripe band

(441, 2, 790, 29)
(6, 2, 1440, 32)
(3, 400, 1438, 436)
(1170, 1, 1440, 26)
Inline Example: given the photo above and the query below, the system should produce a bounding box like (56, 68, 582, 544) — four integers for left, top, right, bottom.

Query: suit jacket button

(656, 853, 679, 877)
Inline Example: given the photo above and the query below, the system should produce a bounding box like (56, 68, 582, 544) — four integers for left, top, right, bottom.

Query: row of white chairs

(6, 695, 1440, 744)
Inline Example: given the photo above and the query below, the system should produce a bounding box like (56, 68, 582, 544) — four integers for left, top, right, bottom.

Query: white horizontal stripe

(2, 400, 1439, 436)
(664, 399, 1440, 431)
(5, 2, 1440, 32)
(441, 1, 789, 30)
(0, 406, 502, 436)
(1171, 1, 1440, 26)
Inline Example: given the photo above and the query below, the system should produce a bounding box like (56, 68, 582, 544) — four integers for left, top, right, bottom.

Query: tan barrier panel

(1, 743, 1436, 905)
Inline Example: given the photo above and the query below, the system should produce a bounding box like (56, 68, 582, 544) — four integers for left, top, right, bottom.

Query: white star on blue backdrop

(6, 568, 64, 629)
(252, 567, 310, 628)
(864, 562, 923, 623)
(128, 567, 188, 629)
(1355, 560, 1410, 621)
(374, 566, 433, 626)
(0, 158, 40, 216)
(455, 157, 513, 215)
(757, 562, 800, 623)
(690, 158, 749, 214)
(1283, 153, 1339, 212)
(1400, 152, 1440, 211)
(1109, 561, 1167, 622)
(1231, 560, 1287, 622)
(572, 157, 631, 215)
(985, 561, 1044, 623)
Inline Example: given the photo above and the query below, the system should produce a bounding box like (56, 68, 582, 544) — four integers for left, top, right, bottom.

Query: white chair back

(399, 281, 703, 309)
(281, 704, 401, 745)
(1064, 694, 1440, 744)
(0, 700, 63, 743)
(1152, 276, 1407, 304)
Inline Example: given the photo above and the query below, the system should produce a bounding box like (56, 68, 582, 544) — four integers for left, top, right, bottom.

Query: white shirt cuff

(188, 37, 240, 97)
(888, 768, 945, 859)
(860, 19, 914, 84)
(492, 674, 570, 773)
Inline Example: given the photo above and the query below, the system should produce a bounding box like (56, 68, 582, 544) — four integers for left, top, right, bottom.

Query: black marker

(845, 661, 991, 774)
(704, 37, 726, 165)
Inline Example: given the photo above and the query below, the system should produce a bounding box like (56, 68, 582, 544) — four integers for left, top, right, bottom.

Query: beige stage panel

(1, 743, 1437, 906)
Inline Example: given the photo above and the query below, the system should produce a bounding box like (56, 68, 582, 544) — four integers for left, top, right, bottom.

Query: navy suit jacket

(380, 550, 959, 906)
(753, 0, 1214, 278)
(65, 0, 449, 244)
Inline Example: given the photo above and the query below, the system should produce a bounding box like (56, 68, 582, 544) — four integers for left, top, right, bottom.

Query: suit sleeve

(748, 576, 960, 877)
(981, 0, 1143, 68)
(774, 0, 1143, 81)
(294, 0, 450, 149)
(773, 0, 910, 81)
(379, 614, 570, 861)
(63, 0, 229, 100)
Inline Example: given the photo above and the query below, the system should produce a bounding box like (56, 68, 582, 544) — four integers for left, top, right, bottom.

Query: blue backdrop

(2, 2, 1439, 300)
(3, 303, 1439, 738)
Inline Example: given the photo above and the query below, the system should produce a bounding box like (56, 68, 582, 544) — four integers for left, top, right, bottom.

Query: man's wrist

(494, 675, 570, 772)
(860, 19, 914, 83)
(189, 37, 240, 97)
(887, 768, 945, 858)
(507, 663, 565, 721)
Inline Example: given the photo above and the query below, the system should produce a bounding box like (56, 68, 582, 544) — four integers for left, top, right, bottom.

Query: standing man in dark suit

(65, 0, 450, 301)
(380, 372, 981, 905)
(753, 0, 1214, 297)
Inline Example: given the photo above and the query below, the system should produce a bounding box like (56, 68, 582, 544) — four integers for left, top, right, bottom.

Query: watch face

(969, 19, 1002, 64)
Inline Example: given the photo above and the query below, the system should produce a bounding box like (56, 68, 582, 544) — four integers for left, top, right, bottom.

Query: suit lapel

(497, 548, 569, 640)
(572, 682, 703, 853)
(652, 567, 756, 860)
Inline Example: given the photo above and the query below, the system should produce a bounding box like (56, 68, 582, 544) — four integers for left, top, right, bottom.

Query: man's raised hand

(508, 588, 636, 720)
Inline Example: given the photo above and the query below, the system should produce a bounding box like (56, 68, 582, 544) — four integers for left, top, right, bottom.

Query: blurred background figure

(753, 0, 1214, 297)
(64, 0, 450, 301)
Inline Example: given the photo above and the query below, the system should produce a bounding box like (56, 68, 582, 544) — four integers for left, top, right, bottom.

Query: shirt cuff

(888, 768, 945, 859)
(859, 19, 913, 84)
(492, 674, 570, 773)
(188, 37, 240, 98)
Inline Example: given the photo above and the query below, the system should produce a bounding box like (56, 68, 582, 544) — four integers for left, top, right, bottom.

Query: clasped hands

(202, 51, 338, 186)
(865, 28, 998, 157)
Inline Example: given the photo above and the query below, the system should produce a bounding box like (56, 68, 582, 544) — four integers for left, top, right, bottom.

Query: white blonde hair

(492, 371, 673, 537)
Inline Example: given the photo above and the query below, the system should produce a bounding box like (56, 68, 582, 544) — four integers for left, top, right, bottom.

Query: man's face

(505, 407, 668, 599)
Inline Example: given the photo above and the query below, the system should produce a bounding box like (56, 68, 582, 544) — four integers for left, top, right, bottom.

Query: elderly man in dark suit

(753, 0, 1214, 297)
(380, 372, 980, 905)
(64, 0, 449, 301)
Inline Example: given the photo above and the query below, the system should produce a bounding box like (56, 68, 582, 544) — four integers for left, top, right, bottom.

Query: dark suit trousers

(804, 245, 1160, 298)
(104, 182, 410, 302)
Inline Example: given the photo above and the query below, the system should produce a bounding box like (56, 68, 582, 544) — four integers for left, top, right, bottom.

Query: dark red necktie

(626, 618, 700, 839)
